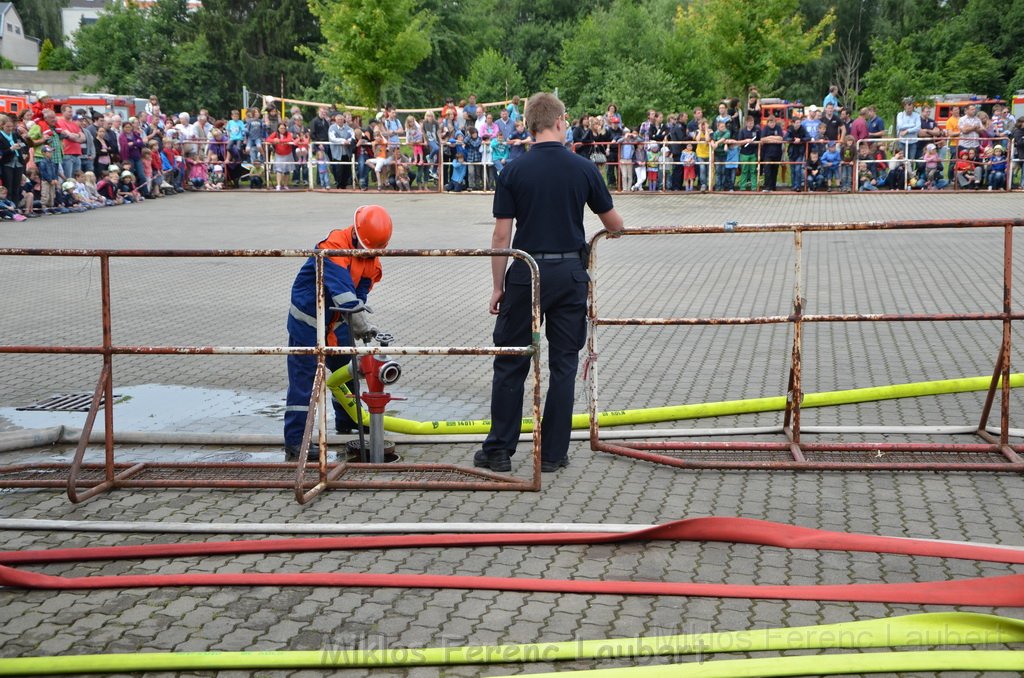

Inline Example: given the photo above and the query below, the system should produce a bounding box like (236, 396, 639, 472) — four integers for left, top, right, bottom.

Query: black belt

(531, 252, 579, 260)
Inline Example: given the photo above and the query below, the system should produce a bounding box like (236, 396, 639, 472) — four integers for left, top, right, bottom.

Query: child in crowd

(632, 135, 646, 190)
(618, 129, 634, 191)
(58, 180, 88, 212)
(491, 132, 510, 177)
(226, 109, 246, 155)
(870, 143, 888, 181)
(119, 170, 142, 203)
(508, 120, 529, 162)
(82, 171, 108, 205)
(987, 145, 1007, 190)
(839, 136, 856, 191)
(0, 185, 26, 221)
(724, 139, 739, 191)
(711, 121, 730, 191)
(208, 164, 225, 191)
(186, 152, 208, 190)
(955, 150, 978, 189)
(806, 149, 824, 191)
(140, 148, 156, 198)
(821, 142, 841, 190)
(406, 115, 425, 165)
(444, 151, 466, 192)
(21, 168, 41, 215)
(316, 148, 331, 189)
(919, 144, 944, 189)
(463, 127, 482, 190)
(37, 145, 62, 213)
(97, 169, 121, 204)
(394, 149, 411, 191)
(883, 149, 907, 189)
(815, 140, 839, 188)
(681, 143, 696, 191)
(645, 142, 660, 191)
(370, 130, 389, 190)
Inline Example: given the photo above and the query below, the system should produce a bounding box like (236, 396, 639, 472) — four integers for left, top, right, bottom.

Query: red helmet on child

(353, 205, 393, 249)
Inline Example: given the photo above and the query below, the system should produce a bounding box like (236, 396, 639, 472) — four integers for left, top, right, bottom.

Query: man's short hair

(524, 92, 565, 137)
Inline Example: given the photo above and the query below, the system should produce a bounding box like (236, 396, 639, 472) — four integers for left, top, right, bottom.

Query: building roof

(65, 0, 106, 8)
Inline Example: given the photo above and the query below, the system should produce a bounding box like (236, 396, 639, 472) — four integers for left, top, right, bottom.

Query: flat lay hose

(0, 613, 1021, 675)
(325, 367, 1024, 434)
(2, 517, 1023, 605)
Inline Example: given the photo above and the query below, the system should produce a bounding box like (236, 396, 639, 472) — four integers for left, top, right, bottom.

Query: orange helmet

(353, 205, 393, 249)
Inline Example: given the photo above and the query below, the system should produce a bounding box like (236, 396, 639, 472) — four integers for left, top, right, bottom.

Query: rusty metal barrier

(586, 219, 1024, 472)
(0, 248, 543, 502)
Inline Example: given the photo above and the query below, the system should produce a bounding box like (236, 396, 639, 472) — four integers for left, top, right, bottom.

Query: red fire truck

(0, 89, 145, 120)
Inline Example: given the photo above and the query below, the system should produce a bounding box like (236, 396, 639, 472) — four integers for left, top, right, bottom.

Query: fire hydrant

(354, 332, 401, 463)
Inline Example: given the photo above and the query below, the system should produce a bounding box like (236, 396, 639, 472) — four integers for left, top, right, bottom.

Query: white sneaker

(275, 185, 281, 191)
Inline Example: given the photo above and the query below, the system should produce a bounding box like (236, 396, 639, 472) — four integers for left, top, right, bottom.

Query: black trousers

(332, 157, 352, 188)
(762, 158, 780, 190)
(483, 257, 589, 463)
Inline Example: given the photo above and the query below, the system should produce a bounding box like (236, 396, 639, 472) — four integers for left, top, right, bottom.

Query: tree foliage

(61, 0, 1024, 127)
(0, 56, 14, 71)
(11, 0, 66, 46)
(305, 0, 434, 107)
(675, 0, 835, 102)
(38, 38, 76, 70)
(460, 49, 526, 104)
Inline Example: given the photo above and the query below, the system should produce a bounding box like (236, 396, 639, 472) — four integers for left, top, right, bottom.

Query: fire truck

(926, 94, 1005, 125)
(1013, 90, 1024, 119)
(758, 98, 804, 122)
(0, 89, 145, 120)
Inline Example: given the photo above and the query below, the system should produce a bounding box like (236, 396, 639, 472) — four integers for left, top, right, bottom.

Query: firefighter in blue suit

(284, 205, 394, 461)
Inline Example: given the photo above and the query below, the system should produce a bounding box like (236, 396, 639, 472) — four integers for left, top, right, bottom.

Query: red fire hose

(2, 517, 1022, 606)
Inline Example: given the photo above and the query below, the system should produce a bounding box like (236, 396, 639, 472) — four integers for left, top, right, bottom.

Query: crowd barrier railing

(586, 218, 1024, 471)
(852, 136, 1014, 193)
(0, 247, 544, 503)
(161, 134, 1022, 194)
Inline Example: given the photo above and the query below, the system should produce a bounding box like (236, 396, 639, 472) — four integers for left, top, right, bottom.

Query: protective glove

(347, 309, 378, 342)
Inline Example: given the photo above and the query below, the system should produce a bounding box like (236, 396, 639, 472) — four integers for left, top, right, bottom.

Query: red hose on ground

(3, 517, 1024, 565)
(1, 517, 1022, 605)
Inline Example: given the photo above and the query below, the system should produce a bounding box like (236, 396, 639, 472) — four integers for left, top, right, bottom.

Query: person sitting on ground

(96, 169, 122, 204)
(0, 185, 25, 220)
(118, 170, 142, 203)
(987, 144, 1007, 190)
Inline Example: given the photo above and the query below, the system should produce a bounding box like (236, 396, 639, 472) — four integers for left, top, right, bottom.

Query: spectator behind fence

(760, 115, 785, 192)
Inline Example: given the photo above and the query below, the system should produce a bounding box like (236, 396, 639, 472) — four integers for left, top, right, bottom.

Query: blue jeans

(697, 159, 708, 189)
(62, 155, 82, 180)
(988, 170, 1006, 189)
(790, 160, 804, 189)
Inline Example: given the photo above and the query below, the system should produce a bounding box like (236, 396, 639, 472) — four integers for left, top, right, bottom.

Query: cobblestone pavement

(1, 192, 1023, 677)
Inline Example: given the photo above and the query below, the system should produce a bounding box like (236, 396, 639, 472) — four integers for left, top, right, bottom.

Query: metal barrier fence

(586, 218, 1024, 472)
(0, 248, 543, 503)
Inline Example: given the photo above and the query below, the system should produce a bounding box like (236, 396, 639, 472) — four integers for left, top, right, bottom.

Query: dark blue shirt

(492, 141, 613, 254)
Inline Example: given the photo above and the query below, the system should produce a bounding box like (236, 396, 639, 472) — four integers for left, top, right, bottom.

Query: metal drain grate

(17, 393, 124, 412)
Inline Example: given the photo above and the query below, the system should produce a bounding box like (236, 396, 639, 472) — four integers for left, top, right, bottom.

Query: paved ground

(1, 191, 1023, 677)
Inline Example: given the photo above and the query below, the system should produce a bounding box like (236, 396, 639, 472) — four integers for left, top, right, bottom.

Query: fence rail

(585, 218, 1024, 472)
(0, 247, 544, 503)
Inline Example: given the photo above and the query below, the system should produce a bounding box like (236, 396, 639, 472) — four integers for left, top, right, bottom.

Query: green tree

(548, 0, 678, 119)
(459, 49, 526, 104)
(673, 0, 835, 103)
(859, 37, 936, 118)
(38, 38, 76, 70)
(12, 0, 67, 47)
(397, 0, 500, 106)
(73, 3, 148, 94)
(196, 0, 321, 110)
(492, 0, 604, 92)
(306, 0, 434, 107)
(0, 56, 14, 70)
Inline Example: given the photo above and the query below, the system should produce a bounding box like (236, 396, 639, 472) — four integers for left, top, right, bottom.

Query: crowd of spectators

(1, 89, 1021, 217)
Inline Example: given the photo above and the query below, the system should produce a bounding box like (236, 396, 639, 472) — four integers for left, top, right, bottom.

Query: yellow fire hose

(326, 366, 1024, 435)
(0, 612, 1021, 675)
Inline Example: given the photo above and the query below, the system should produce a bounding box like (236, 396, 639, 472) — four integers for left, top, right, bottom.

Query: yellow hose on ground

(1, 612, 1021, 674)
(327, 366, 1024, 435)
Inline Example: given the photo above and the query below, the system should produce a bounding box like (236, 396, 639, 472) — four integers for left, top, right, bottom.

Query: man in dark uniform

(474, 92, 624, 474)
